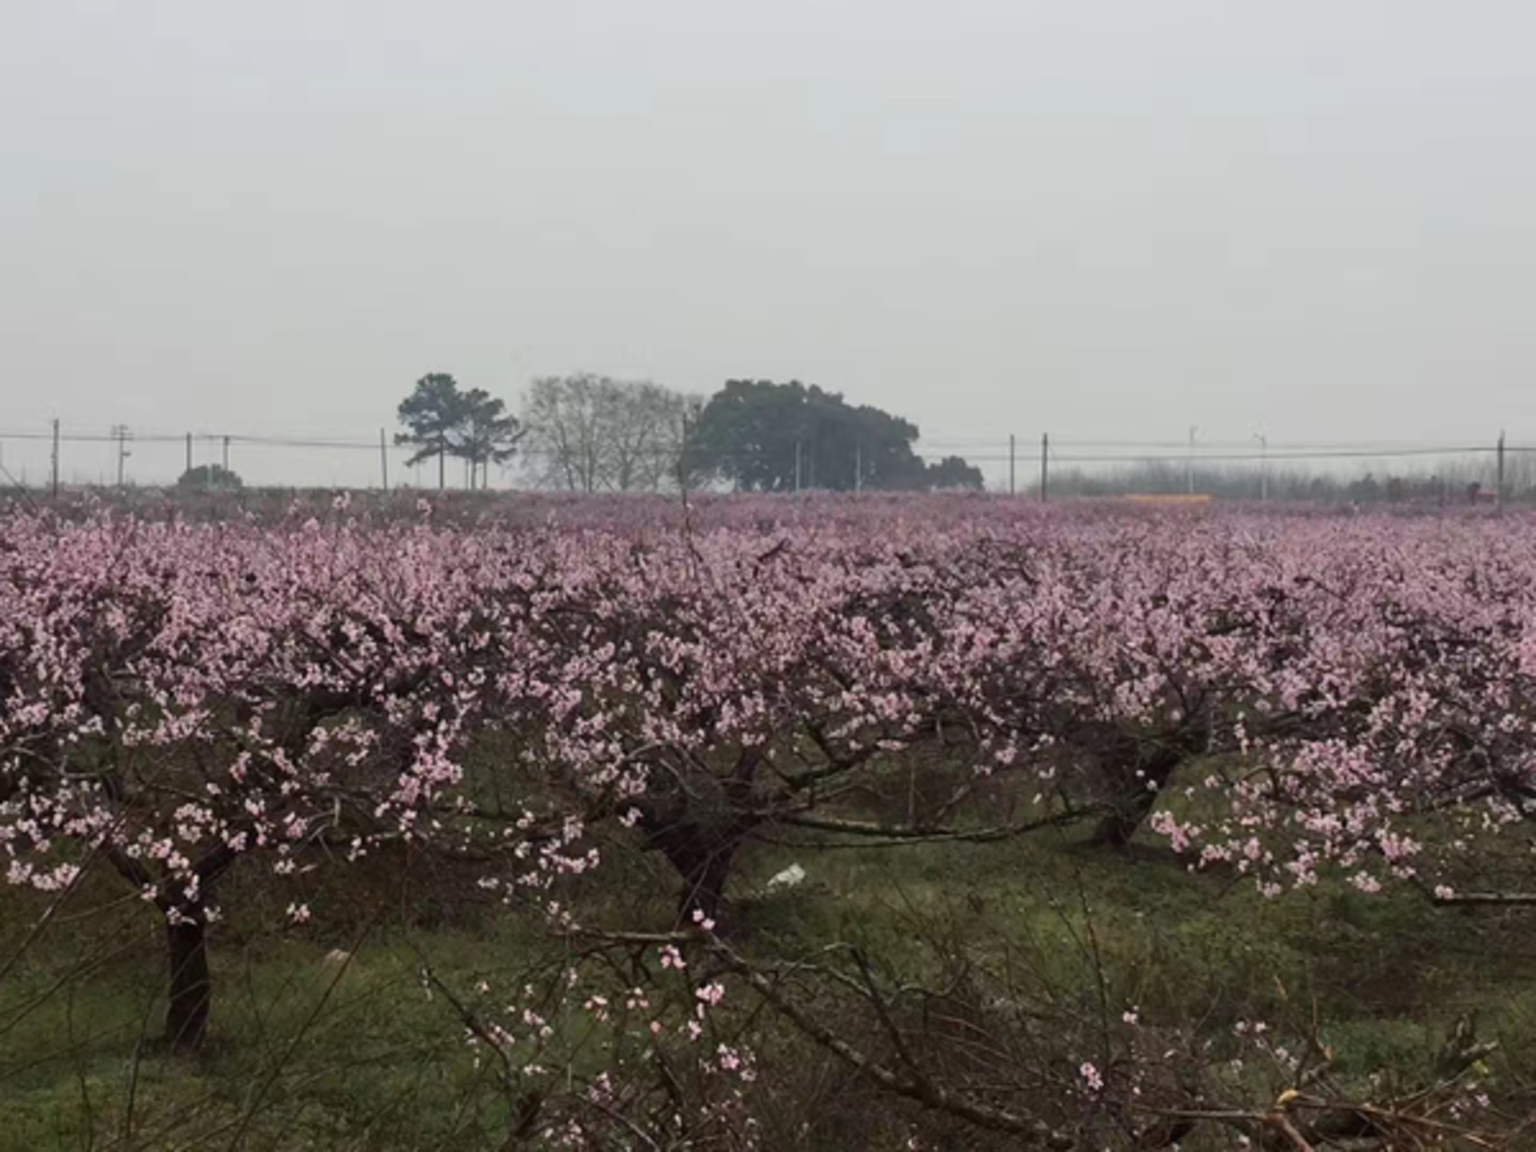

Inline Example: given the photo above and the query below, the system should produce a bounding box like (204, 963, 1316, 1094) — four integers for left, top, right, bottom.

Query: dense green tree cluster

(176, 463, 243, 491)
(682, 379, 982, 492)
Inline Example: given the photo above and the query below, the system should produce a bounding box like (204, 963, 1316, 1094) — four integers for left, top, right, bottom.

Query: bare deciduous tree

(520, 374, 698, 492)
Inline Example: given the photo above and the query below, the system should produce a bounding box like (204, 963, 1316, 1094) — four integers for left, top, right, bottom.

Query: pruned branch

(771, 806, 1098, 844)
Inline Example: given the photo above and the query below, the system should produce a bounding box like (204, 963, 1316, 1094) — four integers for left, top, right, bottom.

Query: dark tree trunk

(668, 830, 740, 924)
(1088, 740, 1190, 850)
(634, 750, 763, 925)
(641, 811, 745, 925)
(165, 915, 212, 1052)
(1089, 785, 1166, 849)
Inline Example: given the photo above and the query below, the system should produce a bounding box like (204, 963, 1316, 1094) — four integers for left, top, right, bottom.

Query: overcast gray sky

(5, 1, 1536, 487)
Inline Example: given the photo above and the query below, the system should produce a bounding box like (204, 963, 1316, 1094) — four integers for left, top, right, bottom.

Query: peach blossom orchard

(1, 493, 1529, 1146)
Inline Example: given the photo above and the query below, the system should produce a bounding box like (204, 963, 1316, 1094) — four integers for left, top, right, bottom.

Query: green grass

(5, 819, 1536, 1150)
(734, 825, 1536, 1115)
(0, 915, 517, 1150)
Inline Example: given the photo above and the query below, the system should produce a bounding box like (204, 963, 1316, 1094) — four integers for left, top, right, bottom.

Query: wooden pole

(113, 424, 131, 487)
(1497, 430, 1506, 509)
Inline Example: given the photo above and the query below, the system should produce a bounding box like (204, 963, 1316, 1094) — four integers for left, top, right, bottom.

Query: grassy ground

(4, 821, 1536, 1151)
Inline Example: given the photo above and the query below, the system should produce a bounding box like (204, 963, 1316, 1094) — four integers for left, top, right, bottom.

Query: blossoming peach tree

(0, 505, 513, 1048)
(1, 495, 1529, 1143)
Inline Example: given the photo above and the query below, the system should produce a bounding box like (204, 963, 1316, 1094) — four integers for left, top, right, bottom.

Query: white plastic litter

(767, 863, 806, 891)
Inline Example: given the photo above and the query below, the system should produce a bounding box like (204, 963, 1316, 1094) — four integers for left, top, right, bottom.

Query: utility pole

(1254, 433, 1268, 503)
(1009, 434, 1016, 495)
(379, 428, 389, 491)
(1497, 430, 1507, 510)
(794, 439, 802, 493)
(1040, 433, 1049, 503)
(51, 419, 61, 498)
(111, 424, 132, 487)
(1186, 425, 1197, 496)
(676, 409, 692, 494)
(221, 435, 230, 474)
(854, 443, 862, 493)
(185, 432, 193, 477)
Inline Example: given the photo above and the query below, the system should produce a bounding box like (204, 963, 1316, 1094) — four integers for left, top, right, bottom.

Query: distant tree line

(1040, 459, 1515, 504)
(394, 373, 984, 493)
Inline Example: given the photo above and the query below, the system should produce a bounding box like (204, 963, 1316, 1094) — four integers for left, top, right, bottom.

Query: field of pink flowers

(3, 493, 1535, 1149)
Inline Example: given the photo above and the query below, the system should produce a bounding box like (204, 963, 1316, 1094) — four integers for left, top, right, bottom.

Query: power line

(4, 426, 1524, 456)
(7, 420, 1533, 496)
(911, 445, 1498, 464)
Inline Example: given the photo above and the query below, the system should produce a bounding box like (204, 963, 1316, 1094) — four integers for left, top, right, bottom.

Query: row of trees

(1044, 461, 1505, 504)
(395, 373, 985, 493)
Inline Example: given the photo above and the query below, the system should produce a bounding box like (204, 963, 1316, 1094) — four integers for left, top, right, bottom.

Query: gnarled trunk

(1088, 734, 1197, 849)
(164, 915, 211, 1052)
(640, 806, 747, 925)
(656, 824, 742, 924)
(1089, 779, 1171, 848)
(636, 748, 763, 925)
